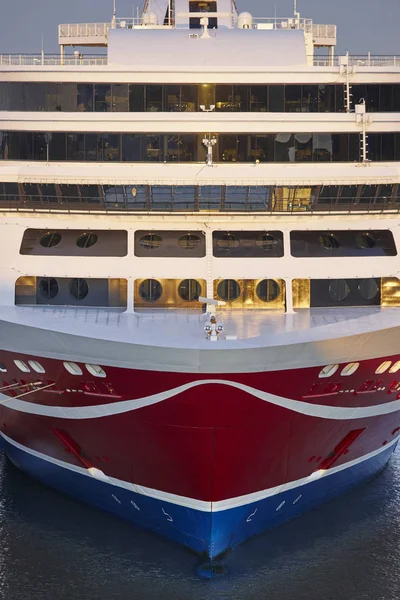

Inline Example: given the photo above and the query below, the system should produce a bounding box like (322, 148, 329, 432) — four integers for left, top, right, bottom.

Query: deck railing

(0, 193, 398, 215)
(1, 53, 399, 68)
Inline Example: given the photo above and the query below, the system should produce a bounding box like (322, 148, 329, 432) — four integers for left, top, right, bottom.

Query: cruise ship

(0, 0, 399, 562)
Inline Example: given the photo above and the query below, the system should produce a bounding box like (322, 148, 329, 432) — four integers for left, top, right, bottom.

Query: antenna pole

(112, 0, 117, 27)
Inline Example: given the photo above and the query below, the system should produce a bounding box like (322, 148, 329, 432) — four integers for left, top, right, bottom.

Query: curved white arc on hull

(1, 431, 398, 513)
(1, 380, 400, 420)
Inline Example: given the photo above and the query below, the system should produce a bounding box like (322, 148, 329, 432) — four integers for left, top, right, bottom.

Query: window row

(20, 229, 396, 258)
(319, 359, 400, 379)
(1, 358, 106, 378)
(14, 277, 400, 309)
(0, 131, 371, 163)
(0, 83, 399, 113)
(2, 183, 399, 213)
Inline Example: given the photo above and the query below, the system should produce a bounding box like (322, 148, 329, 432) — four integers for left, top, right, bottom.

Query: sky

(0, 0, 398, 55)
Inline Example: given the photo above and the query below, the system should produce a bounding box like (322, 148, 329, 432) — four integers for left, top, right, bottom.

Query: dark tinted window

(311, 278, 380, 307)
(213, 231, 283, 257)
(291, 230, 396, 257)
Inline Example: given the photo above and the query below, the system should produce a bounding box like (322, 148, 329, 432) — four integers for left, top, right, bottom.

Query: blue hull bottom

(1, 434, 396, 559)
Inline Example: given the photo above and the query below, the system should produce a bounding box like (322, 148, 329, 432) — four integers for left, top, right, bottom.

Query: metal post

(285, 279, 294, 314)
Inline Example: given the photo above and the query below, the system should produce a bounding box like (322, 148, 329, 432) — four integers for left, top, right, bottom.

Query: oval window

(38, 278, 59, 300)
(69, 278, 89, 300)
(216, 233, 240, 250)
(318, 364, 339, 378)
(85, 364, 106, 378)
(319, 234, 340, 250)
(14, 360, 30, 373)
(139, 279, 162, 302)
(63, 361, 82, 376)
(356, 233, 375, 249)
(40, 232, 62, 248)
(256, 279, 280, 302)
(341, 362, 359, 376)
(139, 234, 162, 250)
(358, 279, 378, 301)
(178, 234, 201, 250)
(28, 360, 45, 374)
(76, 232, 98, 249)
(256, 233, 278, 251)
(329, 280, 350, 302)
(389, 361, 400, 374)
(0, 363, 6, 373)
(375, 361, 392, 375)
(217, 280, 241, 302)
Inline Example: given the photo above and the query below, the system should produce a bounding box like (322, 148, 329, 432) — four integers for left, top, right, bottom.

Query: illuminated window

(341, 363, 359, 376)
(389, 361, 400, 374)
(85, 364, 106, 378)
(14, 360, 30, 373)
(28, 360, 45, 374)
(318, 364, 339, 378)
(375, 361, 392, 374)
(63, 362, 83, 376)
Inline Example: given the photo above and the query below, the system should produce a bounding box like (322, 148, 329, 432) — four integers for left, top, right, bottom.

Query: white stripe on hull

(1, 379, 400, 420)
(1, 431, 398, 513)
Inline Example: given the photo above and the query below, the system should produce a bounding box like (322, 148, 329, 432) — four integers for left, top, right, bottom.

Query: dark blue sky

(0, 0, 398, 54)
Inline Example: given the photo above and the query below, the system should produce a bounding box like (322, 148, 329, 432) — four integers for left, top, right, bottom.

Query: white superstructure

(0, 0, 399, 331)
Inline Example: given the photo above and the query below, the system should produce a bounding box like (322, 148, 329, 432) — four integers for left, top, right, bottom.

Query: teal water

(0, 449, 399, 600)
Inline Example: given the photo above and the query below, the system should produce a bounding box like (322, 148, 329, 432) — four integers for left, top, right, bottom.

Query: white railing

(312, 24, 336, 39)
(313, 55, 400, 67)
(0, 53, 399, 68)
(252, 17, 313, 33)
(58, 22, 109, 39)
(0, 54, 107, 66)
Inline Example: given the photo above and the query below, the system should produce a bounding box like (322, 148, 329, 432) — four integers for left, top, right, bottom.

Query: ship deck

(1, 305, 399, 350)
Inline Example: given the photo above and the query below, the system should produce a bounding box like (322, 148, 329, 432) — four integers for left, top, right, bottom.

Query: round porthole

(319, 234, 340, 250)
(256, 233, 278, 251)
(329, 280, 350, 302)
(341, 362, 359, 376)
(358, 279, 378, 301)
(38, 278, 59, 300)
(356, 233, 375, 249)
(216, 233, 240, 250)
(139, 279, 162, 302)
(69, 278, 89, 300)
(139, 234, 162, 250)
(178, 234, 201, 250)
(76, 232, 98, 249)
(0, 363, 6, 373)
(256, 279, 280, 302)
(40, 232, 62, 248)
(217, 280, 241, 302)
(178, 279, 201, 302)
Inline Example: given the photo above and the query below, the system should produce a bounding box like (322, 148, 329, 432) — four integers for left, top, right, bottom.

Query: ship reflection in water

(0, 449, 399, 600)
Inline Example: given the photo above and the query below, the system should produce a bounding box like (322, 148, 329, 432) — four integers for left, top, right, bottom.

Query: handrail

(0, 52, 399, 68)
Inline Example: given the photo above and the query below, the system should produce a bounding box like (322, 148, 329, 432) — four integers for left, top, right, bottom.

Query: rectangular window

(285, 85, 302, 112)
(50, 133, 66, 161)
(215, 85, 234, 111)
(122, 134, 141, 161)
(269, 85, 284, 112)
(103, 134, 120, 161)
(94, 84, 112, 112)
(291, 230, 396, 257)
(250, 85, 268, 112)
(164, 85, 181, 112)
(77, 84, 93, 111)
(146, 85, 163, 111)
(129, 85, 145, 111)
(112, 84, 129, 111)
(275, 134, 295, 162)
(85, 133, 102, 161)
(67, 133, 84, 161)
(313, 133, 333, 161)
(181, 85, 198, 112)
